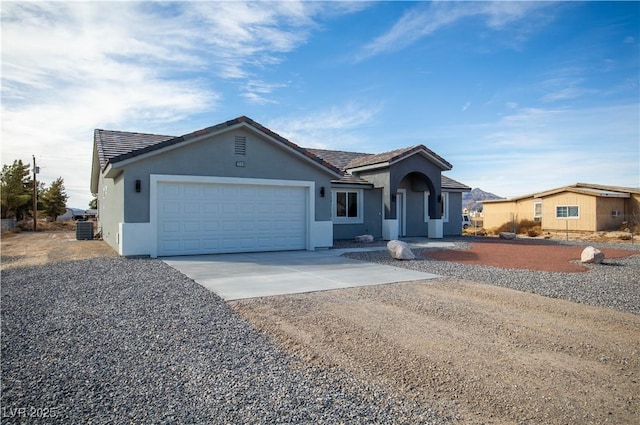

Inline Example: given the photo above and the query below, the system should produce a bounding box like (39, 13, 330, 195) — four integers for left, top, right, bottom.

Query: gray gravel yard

(1, 257, 441, 424)
(344, 240, 640, 315)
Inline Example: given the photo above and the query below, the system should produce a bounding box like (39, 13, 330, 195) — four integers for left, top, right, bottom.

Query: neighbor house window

(556, 205, 579, 218)
(332, 189, 363, 224)
(534, 201, 542, 221)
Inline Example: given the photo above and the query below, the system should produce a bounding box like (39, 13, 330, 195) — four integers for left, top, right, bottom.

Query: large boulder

(581, 246, 604, 264)
(355, 234, 374, 243)
(499, 232, 517, 240)
(387, 240, 415, 260)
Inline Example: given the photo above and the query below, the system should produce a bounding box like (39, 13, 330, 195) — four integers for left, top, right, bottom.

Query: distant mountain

(462, 188, 504, 211)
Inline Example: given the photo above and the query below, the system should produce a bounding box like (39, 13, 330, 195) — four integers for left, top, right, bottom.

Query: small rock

(355, 234, 374, 243)
(499, 232, 517, 240)
(581, 246, 604, 264)
(387, 240, 415, 260)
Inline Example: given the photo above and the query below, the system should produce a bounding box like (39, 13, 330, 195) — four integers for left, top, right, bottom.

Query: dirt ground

(0, 231, 116, 270)
(232, 280, 639, 424)
(2, 232, 639, 424)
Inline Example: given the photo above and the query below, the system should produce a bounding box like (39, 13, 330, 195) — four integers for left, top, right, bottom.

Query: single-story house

(90, 116, 470, 257)
(481, 183, 640, 232)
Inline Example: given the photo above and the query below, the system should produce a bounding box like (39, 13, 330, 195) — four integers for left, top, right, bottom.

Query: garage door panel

(202, 239, 219, 249)
(162, 221, 180, 233)
(183, 221, 200, 232)
(157, 181, 307, 256)
(202, 220, 218, 232)
(183, 202, 201, 215)
(161, 201, 181, 215)
(183, 239, 201, 251)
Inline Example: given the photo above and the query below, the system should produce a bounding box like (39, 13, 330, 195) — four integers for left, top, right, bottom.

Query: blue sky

(2, 1, 639, 208)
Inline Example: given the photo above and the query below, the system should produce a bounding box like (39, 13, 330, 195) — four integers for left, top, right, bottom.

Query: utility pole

(32, 155, 37, 232)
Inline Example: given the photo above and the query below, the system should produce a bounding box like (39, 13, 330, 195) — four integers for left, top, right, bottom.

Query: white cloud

(1, 1, 360, 207)
(266, 102, 383, 150)
(433, 103, 640, 197)
(359, 1, 557, 60)
(462, 101, 471, 112)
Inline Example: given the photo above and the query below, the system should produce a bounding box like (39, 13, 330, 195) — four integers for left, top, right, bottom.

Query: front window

(556, 205, 579, 218)
(332, 189, 363, 223)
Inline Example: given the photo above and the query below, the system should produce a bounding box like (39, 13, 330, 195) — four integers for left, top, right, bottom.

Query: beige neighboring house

(482, 183, 640, 232)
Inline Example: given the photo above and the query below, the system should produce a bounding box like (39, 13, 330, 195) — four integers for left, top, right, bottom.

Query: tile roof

(344, 144, 452, 170)
(95, 129, 174, 168)
(442, 175, 471, 191)
(306, 149, 369, 170)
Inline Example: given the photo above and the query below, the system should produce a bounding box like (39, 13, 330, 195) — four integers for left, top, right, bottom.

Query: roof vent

(234, 136, 246, 155)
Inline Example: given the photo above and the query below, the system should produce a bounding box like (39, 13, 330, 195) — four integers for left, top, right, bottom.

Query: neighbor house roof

(482, 183, 640, 204)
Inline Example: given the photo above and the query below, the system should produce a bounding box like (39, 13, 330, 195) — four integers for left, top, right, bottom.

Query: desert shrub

(16, 220, 77, 232)
(490, 219, 542, 236)
(516, 219, 538, 233)
(527, 226, 542, 237)
(463, 227, 487, 236)
(489, 221, 515, 235)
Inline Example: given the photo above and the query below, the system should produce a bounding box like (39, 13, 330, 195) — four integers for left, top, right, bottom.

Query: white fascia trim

(149, 174, 316, 258)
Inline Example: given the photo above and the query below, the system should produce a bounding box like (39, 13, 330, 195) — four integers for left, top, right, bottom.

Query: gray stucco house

(90, 116, 470, 257)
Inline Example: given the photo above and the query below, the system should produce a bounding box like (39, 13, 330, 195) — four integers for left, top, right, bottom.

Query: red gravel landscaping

(425, 239, 638, 272)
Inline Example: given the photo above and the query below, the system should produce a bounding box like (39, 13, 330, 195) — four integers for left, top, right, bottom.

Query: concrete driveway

(163, 247, 442, 300)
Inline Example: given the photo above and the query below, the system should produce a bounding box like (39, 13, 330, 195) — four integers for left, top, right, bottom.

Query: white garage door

(157, 181, 307, 256)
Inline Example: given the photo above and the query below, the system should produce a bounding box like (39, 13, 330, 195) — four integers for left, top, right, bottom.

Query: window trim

(533, 201, 542, 219)
(424, 191, 449, 222)
(441, 191, 449, 222)
(423, 191, 430, 222)
(555, 205, 579, 219)
(332, 189, 364, 224)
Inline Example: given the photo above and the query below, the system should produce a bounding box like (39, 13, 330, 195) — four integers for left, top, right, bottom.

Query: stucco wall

(443, 192, 463, 236)
(332, 188, 383, 240)
(390, 155, 441, 221)
(98, 172, 124, 252)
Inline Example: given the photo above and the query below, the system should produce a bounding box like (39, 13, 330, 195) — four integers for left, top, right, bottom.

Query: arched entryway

(394, 172, 440, 237)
